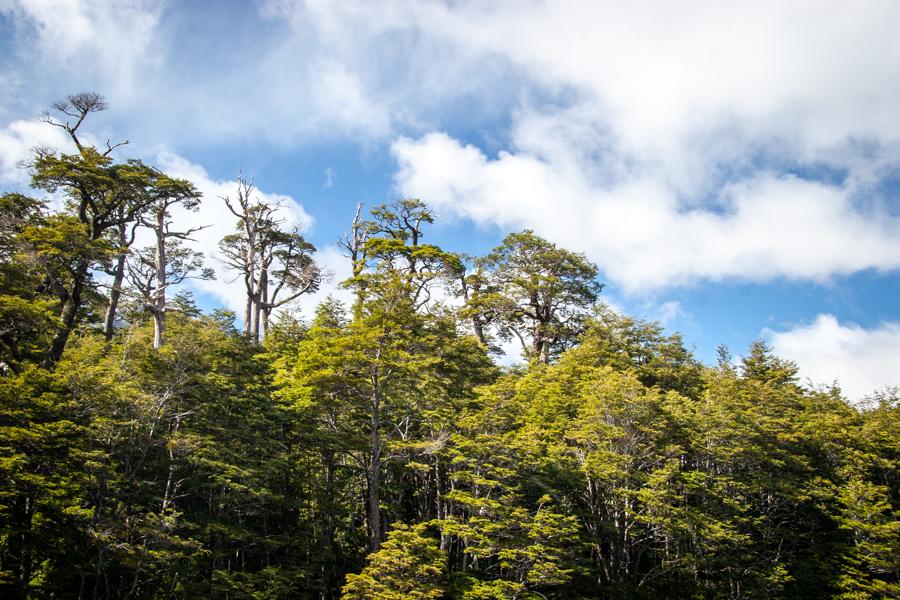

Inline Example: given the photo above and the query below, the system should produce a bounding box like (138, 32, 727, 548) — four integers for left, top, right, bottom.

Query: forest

(0, 94, 897, 599)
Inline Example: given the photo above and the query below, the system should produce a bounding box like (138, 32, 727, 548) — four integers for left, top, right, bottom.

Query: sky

(1, 0, 899, 401)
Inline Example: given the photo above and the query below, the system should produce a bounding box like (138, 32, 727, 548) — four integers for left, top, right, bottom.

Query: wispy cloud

(322, 166, 335, 189)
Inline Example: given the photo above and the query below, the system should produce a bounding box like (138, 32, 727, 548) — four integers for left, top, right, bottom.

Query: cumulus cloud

(6, 1, 900, 164)
(766, 315, 900, 402)
(262, 1, 900, 154)
(4, 0, 900, 295)
(393, 132, 900, 292)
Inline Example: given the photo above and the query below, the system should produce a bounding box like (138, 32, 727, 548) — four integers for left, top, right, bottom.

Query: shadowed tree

(40, 92, 138, 341)
(30, 93, 177, 364)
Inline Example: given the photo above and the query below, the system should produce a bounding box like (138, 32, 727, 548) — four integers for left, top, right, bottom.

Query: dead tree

(220, 176, 321, 342)
(125, 178, 210, 348)
(126, 240, 213, 348)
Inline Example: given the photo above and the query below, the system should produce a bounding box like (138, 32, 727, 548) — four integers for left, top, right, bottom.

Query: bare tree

(338, 202, 370, 315)
(125, 177, 210, 348)
(126, 240, 213, 348)
(219, 175, 322, 342)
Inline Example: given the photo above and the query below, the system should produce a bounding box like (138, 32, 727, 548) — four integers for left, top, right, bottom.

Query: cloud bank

(392, 132, 900, 292)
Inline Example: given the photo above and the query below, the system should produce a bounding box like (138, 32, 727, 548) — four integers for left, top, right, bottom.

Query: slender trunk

(244, 223, 256, 337)
(153, 210, 167, 349)
(251, 299, 260, 343)
(472, 319, 487, 346)
(103, 223, 128, 340)
(162, 414, 182, 512)
(152, 309, 164, 351)
(253, 268, 266, 342)
(259, 268, 269, 340)
(531, 332, 542, 363)
(243, 293, 253, 336)
(45, 259, 89, 366)
(368, 388, 382, 551)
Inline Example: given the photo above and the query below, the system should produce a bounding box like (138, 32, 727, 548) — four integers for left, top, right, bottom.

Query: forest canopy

(0, 94, 897, 599)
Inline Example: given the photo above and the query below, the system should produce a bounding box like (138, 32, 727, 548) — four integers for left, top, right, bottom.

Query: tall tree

(125, 239, 213, 348)
(342, 199, 460, 315)
(477, 230, 603, 363)
(30, 94, 167, 364)
(124, 177, 208, 348)
(40, 92, 136, 342)
(220, 176, 321, 341)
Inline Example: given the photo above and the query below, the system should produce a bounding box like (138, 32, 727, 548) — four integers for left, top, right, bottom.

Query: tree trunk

(152, 309, 164, 351)
(243, 294, 253, 337)
(253, 268, 266, 342)
(244, 223, 257, 337)
(540, 339, 550, 364)
(368, 389, 382, 551)
(45, 259, 89, 366)
(103, 223, 128, 341)
(259, 268, 269, 340)
(153, 210, 167, 349)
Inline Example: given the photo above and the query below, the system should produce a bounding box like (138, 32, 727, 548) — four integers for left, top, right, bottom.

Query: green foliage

(342, 522, 446, 599)
(474, 229, 603, 363)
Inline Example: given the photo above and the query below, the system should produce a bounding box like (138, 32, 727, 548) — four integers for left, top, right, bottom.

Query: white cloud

(4, 0, 900, 294)
(322, 167, 335, 190)
(6, 1, 900, 163)
(651, 301, 684, 328)
(262, 1, 900, 153)
(290, 0, 900, 292)
(0, 119, 73, 184)
(392, 132, 900, 293)
(766, 314, 900, 402)
(1, 0, 165, 101)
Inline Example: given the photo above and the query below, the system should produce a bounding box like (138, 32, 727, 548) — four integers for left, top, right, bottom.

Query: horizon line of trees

(0, 93, 897, 599)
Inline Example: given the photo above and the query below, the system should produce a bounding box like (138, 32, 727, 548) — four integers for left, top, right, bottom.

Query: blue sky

(1, 0, 899, 400)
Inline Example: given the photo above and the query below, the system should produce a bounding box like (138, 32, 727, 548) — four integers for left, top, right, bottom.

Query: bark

(103, 223, 129, 341)
(151, 308, 164, 351)
(472, 319, 487, 346)
(368, 387, 382, 551)
(252, 267, 266, 342)
(244, 220, 257, 338)
(153, 209, 167, 349)
(45, 259, 89, 367)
